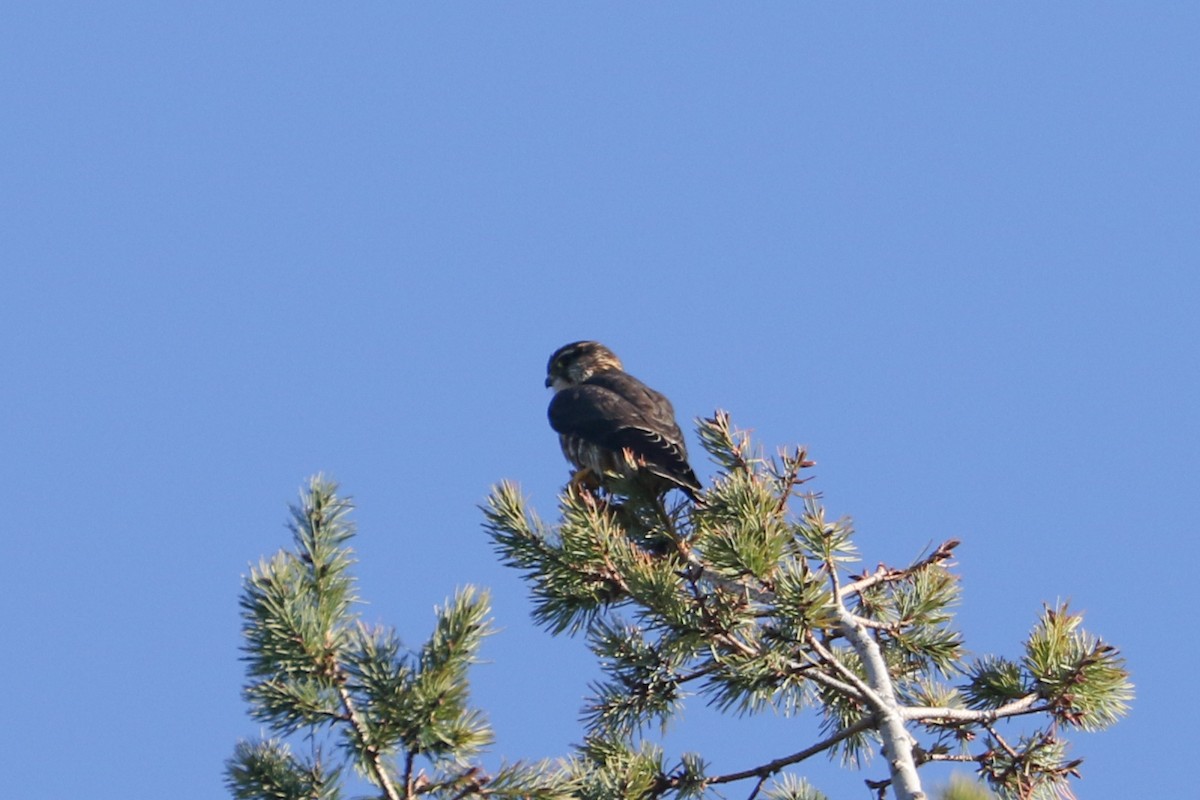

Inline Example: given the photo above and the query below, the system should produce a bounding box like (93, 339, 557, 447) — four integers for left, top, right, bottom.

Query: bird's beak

(544, 376, 553, 388)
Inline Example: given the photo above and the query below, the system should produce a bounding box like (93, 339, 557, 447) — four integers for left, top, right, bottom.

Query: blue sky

(2, 4, 1196, 798)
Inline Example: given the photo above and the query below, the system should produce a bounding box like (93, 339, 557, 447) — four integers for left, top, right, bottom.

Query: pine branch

(828, 554, 927, 800)
(334, 678, 403, 800)
(225, 739, 342, 800)
(771, 446, 816, 517)
(231, 412, 1133, 800)
(838, 540, 961, 600)
(789, 651, 869, 701)
(235, 479, 573, 800)
(900, 694, 1045, 724)
(704, 717, 875, 786)
(804, 632, 882, 708)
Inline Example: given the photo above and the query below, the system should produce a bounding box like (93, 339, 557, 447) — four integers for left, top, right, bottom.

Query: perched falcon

(545, 341, 702, 502)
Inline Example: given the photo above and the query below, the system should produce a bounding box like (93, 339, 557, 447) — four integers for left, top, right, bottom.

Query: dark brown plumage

(545, 341, 702, 501)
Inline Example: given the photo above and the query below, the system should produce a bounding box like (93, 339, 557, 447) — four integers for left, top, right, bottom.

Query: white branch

(901, 694, 1043, 724)
(834, 605, 926, 800)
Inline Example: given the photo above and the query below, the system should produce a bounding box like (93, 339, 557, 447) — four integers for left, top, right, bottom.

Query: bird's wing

(548, 373, 700, 492)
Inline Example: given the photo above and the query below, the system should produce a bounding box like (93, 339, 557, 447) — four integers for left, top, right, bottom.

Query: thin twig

(676, 661, 724, 684)
(838, 540, 960, 599)
(445, 767, 485, 800)
(805, 630, 886, 710)
(334, 681, 404, 800)
(902, 694, 1045, 724)
(784, 645, 868, 700)
(705, 717, 876, 785)
(802, 665, 870, 700)
(681, 565, 759, 658)
(866, 776, 891, 799)
(918, 753, 977, 764)
(827, 556, 842, 599)
(772, 447, 813, 516)
(402, 751, 415, 799)
(985, 723, 1019, 760)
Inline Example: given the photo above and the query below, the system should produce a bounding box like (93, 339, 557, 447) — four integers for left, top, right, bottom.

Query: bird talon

(568, 467, 603, 495)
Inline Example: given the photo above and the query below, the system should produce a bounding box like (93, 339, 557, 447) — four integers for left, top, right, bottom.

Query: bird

(545, 341, 702, 502)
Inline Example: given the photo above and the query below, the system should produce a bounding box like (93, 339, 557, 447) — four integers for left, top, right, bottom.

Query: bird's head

(545, 341, 624, 390)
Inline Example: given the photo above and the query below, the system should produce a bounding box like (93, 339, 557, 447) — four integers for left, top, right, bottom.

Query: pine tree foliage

(937, 774, 996, 800)
(227, 477, 577, 800)
(482, 412, 1132, 800)
(227, 739, 342, 800)
(230, 414, 1131, 800)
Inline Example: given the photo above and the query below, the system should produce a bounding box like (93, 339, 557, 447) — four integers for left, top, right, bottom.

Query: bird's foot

(568, 467, 603, 497)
